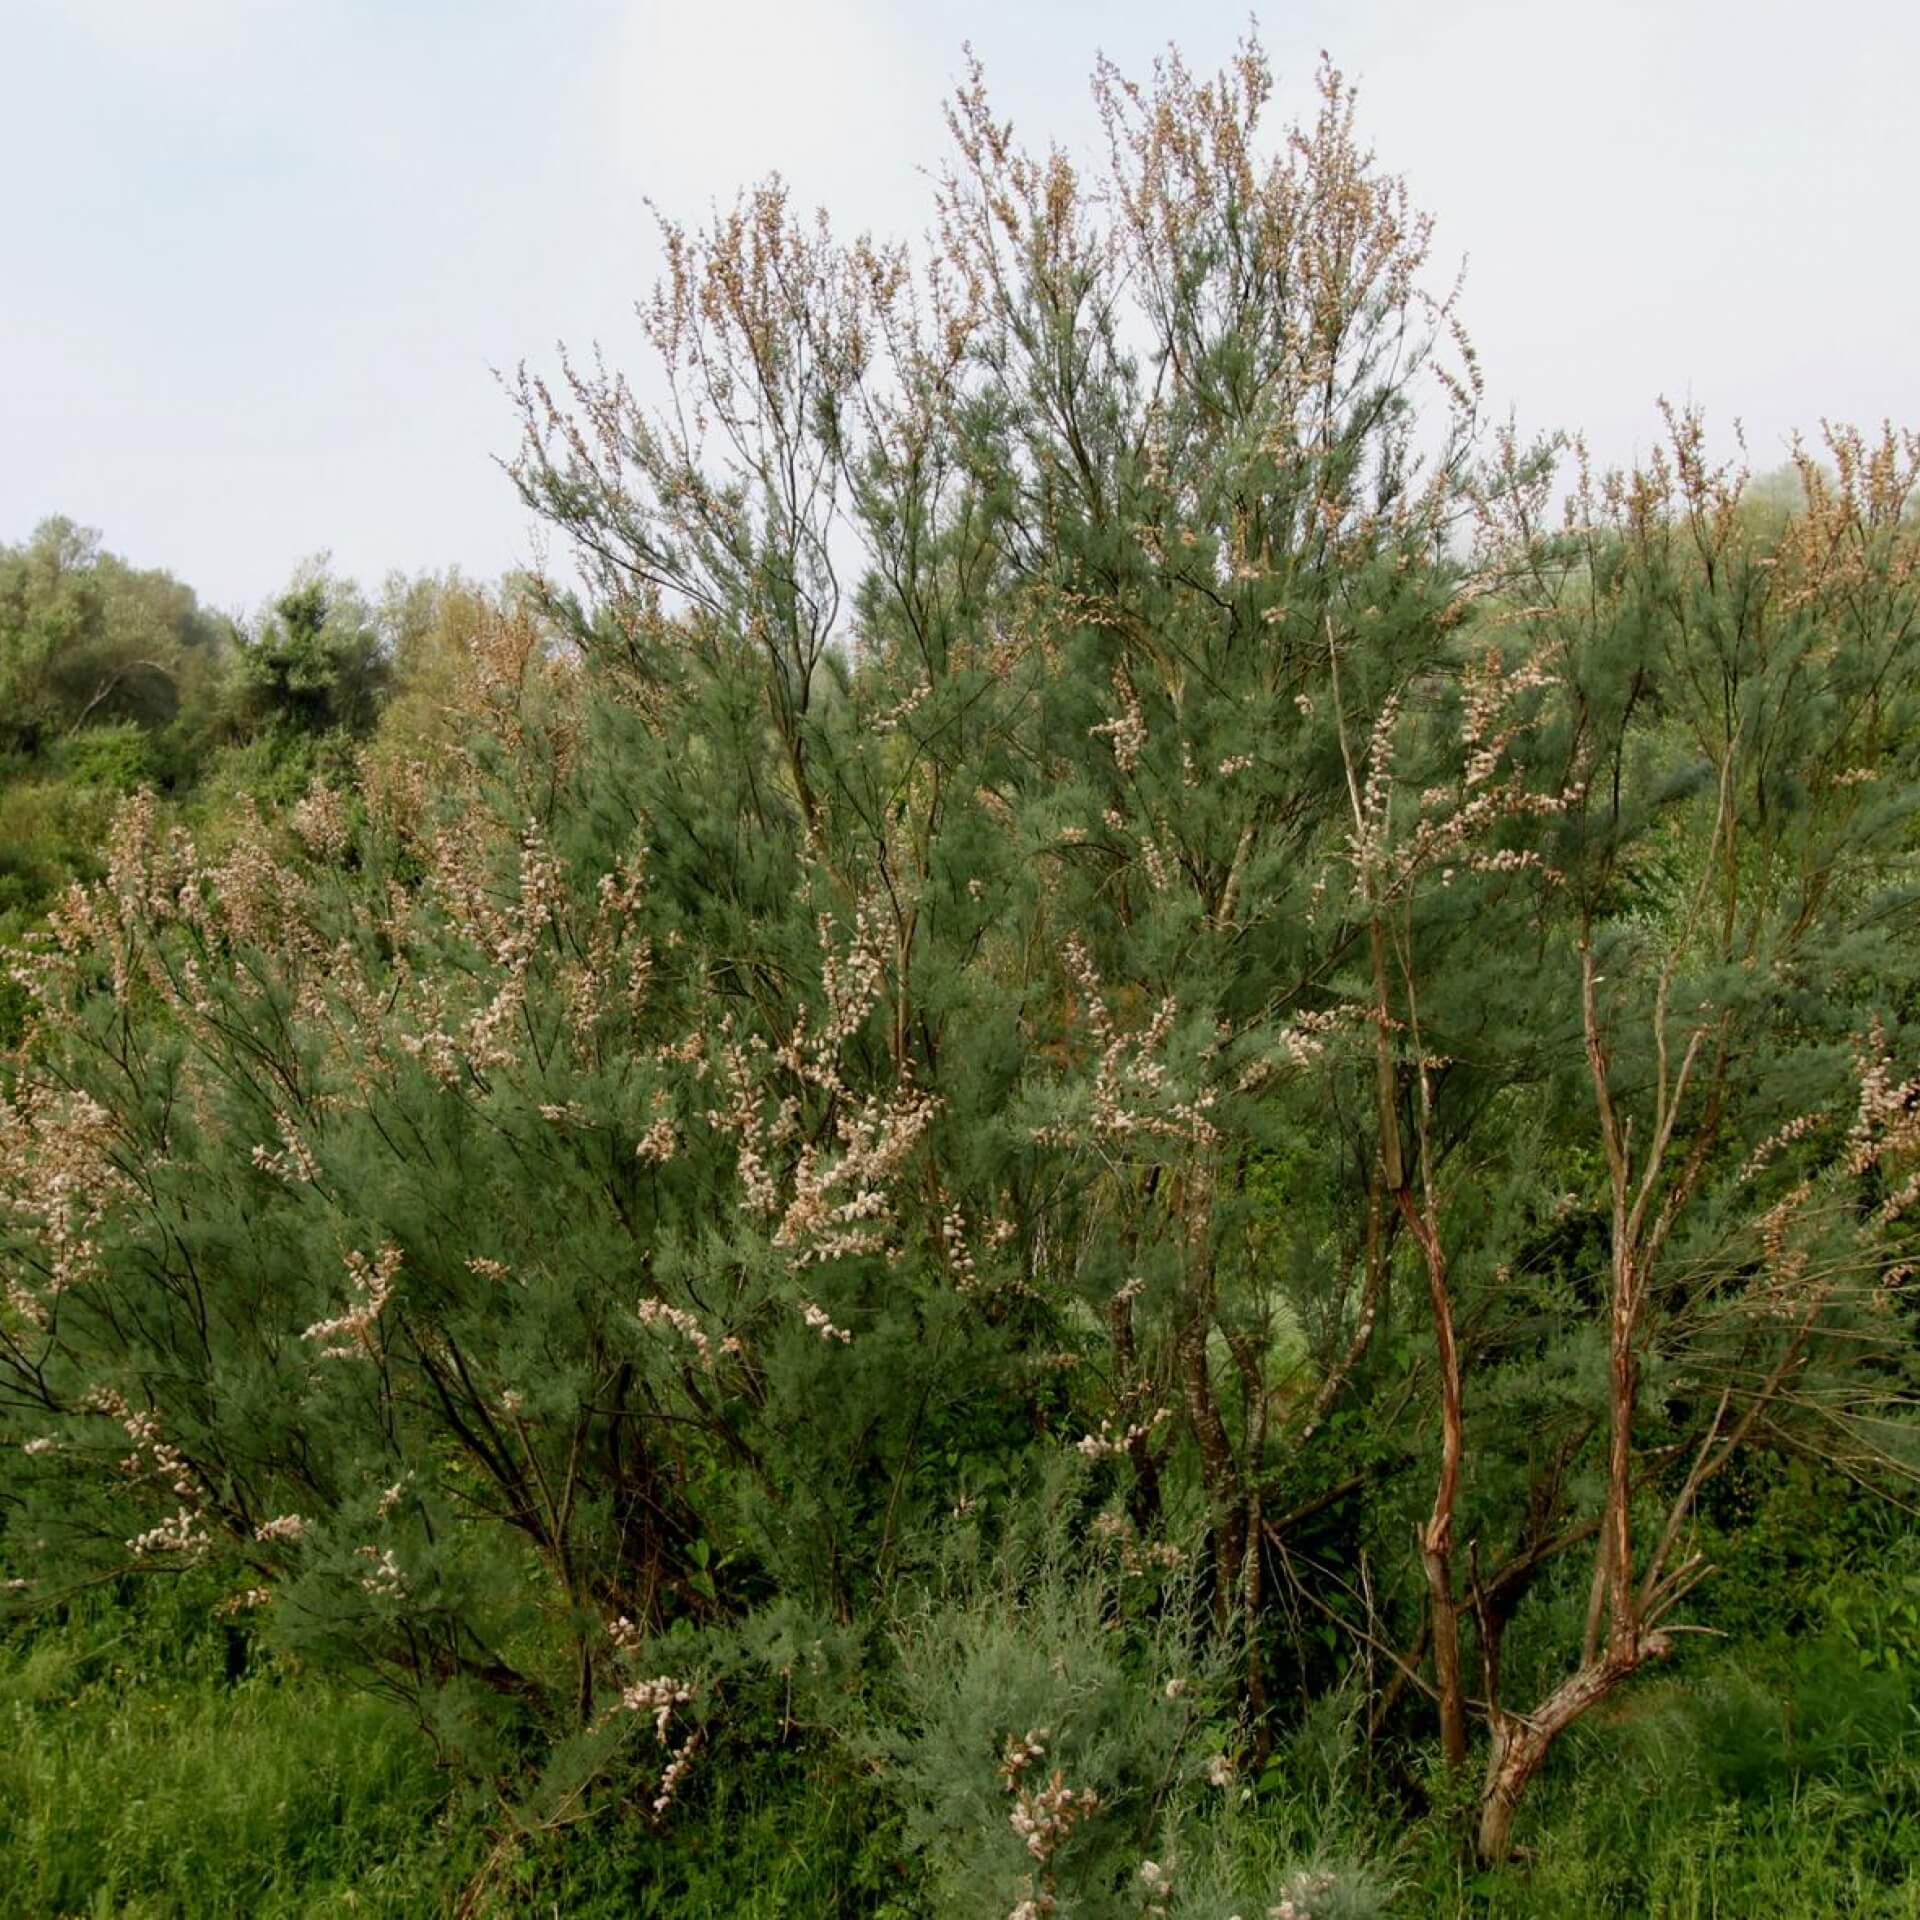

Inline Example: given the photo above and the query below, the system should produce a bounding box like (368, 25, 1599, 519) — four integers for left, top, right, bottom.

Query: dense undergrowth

(8, 1499, 1919, 1919)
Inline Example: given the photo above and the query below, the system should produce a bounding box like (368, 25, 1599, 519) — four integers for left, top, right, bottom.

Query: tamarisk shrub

(5, 31, 1920, 1877)
(0, 600, 1028, 1792)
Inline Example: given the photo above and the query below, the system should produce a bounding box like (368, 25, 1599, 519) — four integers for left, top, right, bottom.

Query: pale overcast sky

(4, 0, 1913, 614)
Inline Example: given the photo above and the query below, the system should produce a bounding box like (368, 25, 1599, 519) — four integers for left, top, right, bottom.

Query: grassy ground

(1, 1583, 459, 1917)
(6, 1579, 1919, 1918)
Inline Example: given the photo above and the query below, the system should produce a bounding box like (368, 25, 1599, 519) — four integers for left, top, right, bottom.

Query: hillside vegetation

(4, 39, 1919, 1918)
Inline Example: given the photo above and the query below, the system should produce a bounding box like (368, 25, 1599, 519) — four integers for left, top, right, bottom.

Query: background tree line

(0, 517, 503, 963)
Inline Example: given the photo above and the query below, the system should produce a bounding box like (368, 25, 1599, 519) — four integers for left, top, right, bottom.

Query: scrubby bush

(7, 32, 1920, 1908)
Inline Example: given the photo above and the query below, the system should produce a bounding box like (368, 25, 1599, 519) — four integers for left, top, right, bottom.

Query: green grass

(0, 1582, 914, 1919)
(0, 1585, 461, 1918)
(8, 1582, 1920, 1918)
(1405, 1640, 1920, 1918)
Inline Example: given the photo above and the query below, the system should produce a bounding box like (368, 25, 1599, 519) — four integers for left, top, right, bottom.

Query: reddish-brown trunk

(1477, 1713, 1551, 1867)
(1474, 1636, 1669, 1862)
(1423, 1535, 1469, 1775)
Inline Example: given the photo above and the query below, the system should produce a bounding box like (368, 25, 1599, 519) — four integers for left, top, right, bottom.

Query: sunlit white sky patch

(5, 0, 1910, 613)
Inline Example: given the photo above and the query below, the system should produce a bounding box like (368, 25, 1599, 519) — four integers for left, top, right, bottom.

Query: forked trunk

(1473, 1640, 1665, 1862)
